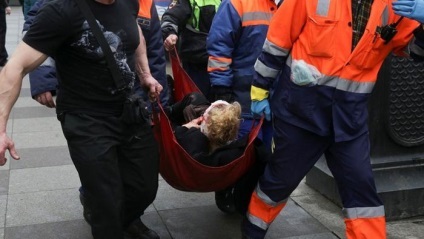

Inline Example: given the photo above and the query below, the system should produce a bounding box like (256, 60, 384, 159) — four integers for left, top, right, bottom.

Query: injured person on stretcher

(166, 92, 245, 166)
(165, 92, 270, 214)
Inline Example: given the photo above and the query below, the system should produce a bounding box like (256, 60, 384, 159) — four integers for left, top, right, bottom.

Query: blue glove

(393, 0, 424, 23)
(251, 99, 271, 121)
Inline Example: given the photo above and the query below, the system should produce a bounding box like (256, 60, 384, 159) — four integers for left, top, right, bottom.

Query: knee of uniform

(336, 174, 382, 207)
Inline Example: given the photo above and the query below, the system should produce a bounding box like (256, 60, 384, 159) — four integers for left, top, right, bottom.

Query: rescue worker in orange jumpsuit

(245, 0, 424, 238)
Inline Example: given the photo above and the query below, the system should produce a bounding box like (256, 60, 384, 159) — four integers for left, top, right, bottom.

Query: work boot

(215, 187, 236, 214)
(124, 218, 160, 239)
(241, 216, 267, 239)
(79, 189, 92, 225)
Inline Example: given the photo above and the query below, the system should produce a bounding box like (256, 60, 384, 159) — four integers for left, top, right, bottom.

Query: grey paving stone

(157, 200, 332, 239)
(11, 106, 56, 119)
(281, 232, 339, 239)
(0, 172, 9, 196)
(12, 117, 61, 133)
(291, 178, 320, 197)
(141, 211, 172, 239)
(0, 195, 6, 228)
(266, 200, 332, 239)
(4, 220, 91, 239)
(5, 120, 11, 136)
(145, 203, 155, 213)
(386, 218, 424, 239)
(21, 76, 30, 89)
(10, 146, 72, 169)
(153, 179, 215, 210)
(8, 165, 80, 194)
(12, 130, 67, 149)
(13, 96, 43, 108)
(19, 88, 31, 98)
(6, 188, 83, 227)
(0, 228, 3, 239)
(290, 194, 345, 238)
(158, 205, 242, 239)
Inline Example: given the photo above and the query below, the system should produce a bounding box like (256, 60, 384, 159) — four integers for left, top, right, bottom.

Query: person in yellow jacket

(245, 0, 424, 238)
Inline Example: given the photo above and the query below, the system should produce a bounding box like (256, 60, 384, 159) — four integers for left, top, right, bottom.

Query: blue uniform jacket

(206, 0, 275, 117)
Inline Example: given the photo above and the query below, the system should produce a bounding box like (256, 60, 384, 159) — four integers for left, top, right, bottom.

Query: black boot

(215, 187, 236, 214)
(124, 218, 160, 239)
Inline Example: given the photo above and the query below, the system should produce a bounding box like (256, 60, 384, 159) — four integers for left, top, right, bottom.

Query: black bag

(121, 93, 150, 125)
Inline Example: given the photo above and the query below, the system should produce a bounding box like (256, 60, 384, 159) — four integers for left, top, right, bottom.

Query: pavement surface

(0, 7, 423, 239)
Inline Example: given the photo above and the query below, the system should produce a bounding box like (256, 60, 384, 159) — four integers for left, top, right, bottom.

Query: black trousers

(59, 113, 159, 239)
(0, 5, 7, 65)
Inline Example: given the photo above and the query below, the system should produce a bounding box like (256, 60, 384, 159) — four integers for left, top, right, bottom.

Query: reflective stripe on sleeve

(263, 39, 289, 57)
(254, 60, 280, 79)
(242, 11, 273, 26)
(208, 56, 231, 72)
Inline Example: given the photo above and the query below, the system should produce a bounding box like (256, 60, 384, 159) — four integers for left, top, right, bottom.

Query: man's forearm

(0, 42, 48, 132)
(0, 63, 26, 133)
(134, 25, 152, 81)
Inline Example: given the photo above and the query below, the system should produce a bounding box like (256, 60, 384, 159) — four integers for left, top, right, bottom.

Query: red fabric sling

(152, 49, 262, 192)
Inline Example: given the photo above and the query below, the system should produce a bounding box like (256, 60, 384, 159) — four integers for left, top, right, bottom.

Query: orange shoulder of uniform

(138, 0, 153, 19)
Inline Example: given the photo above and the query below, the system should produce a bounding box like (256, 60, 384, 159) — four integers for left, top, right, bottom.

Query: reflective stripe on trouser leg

(243, 119, 331, 238)
(246, 185, 288, 230)
(344, 206, 386, 239)
(325, 132, 386, 239)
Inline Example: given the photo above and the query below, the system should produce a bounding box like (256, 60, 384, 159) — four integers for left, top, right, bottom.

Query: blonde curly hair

(203, 101, 242, 152)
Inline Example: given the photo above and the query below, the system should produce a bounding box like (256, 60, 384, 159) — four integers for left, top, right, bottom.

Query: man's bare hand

(34, 91, 56, 108)
(5, 7, 11, 15)
(0, 132, 20, 166)
(164, 34, 178, 51)
(141, 74, 163, 102)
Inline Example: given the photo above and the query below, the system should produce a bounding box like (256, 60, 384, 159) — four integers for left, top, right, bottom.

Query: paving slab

(11, 106, 56, 119)
(12, 130, 67, 149)
(4, 220, 91, 239)
(0, 172, 9, 196)
(6, 188, 83, 227)
(10, 146, 72, 170)
(153, 179, 215, 211)
(8, 165, 80, 194)
(12, 117, 61, 133)
(0, 195, 7, 228)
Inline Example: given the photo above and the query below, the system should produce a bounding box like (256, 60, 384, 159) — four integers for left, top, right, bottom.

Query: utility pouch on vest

(121, 94, 150, 125)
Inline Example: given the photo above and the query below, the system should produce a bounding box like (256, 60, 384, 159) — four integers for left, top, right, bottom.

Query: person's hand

(182, 117, 202, 129)
(140, 74, 163, 102)
(0, 132, 20, 166)
(34, 91, 56, 108)
(393, 0, 424, 23)
(5, 7, 11, 15)
(250, 85, 271, 120)
(251, 99, 271, 121)
(164, 34, 178, 51)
